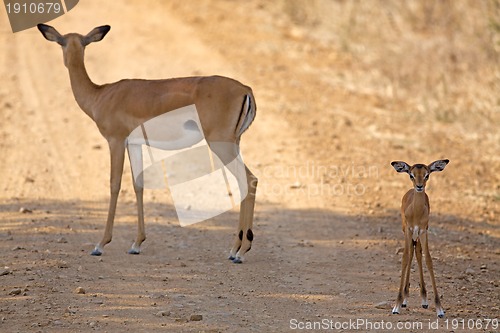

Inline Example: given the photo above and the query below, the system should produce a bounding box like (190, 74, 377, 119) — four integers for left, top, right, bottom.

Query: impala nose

(415, 185, 424, 192)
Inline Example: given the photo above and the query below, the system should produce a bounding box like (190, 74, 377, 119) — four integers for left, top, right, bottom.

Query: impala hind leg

(229, 166, 257, 263)
(208, 142, 258, 264)
(91, 140, 125, 256)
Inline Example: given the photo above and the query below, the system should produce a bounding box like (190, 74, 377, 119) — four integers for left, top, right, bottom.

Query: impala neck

(413, 188, 425, 200)
(411, 188, 428, 220)
(66, 49, 98, 120)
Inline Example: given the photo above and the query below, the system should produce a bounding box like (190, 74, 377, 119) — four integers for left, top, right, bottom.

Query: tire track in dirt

(14, 35, 74, 198)
(0, 24, 103, 202)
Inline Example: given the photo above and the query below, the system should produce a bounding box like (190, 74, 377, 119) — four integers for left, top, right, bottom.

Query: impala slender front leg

(128, 175, 146, 254)
(421, 232, 445, 318)
(415, 240, 429, 309)
(393, 231, 412, 314)
(402, 240, 415, 308)
(126, 143, 146, 254)
(91, 139, 125, 256)
(230, 166, 257, 264)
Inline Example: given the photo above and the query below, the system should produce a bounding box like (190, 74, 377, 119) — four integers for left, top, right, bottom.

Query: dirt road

(1, 1, 498, 332)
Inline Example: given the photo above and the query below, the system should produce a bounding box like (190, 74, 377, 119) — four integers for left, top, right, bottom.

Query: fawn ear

(83, 25, 111, 46)
(391, 161, 410, 174)
(428, 159, 449, 173)
(37, 23, 66, 46)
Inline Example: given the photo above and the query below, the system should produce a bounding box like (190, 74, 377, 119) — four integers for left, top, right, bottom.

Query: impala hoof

(401, 304, 407, 308)
(91, 248, 102, 256)
(128, 248, 140, 255)
(228, 255, 235, 261)
(422, 304, 428, 309)
(438, 313, 444, 318)
(232, 257, 243, 264)
(392, 310, 399, 315)
(128, 242, 141, 255)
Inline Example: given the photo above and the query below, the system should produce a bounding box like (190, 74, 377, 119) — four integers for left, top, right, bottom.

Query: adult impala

(390, 159, 449, 318)
(37, 24, 257, 263)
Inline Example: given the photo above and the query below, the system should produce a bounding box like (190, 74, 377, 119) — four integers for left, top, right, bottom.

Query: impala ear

(428, 159, 449, 173)
(37, 23, 66, 46)
(391, 161, 410, 174)
(83, 25, 111, 46)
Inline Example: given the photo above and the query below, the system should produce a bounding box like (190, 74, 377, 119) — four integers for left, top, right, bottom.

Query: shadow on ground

(0, 197, 498, 332)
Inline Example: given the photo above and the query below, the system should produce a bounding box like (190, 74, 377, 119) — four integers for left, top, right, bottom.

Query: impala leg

(421, 232, 445, 318)
(208, 142, 258, 264)
(128, 186, 146, 254)
(230, 166, 257, 264)
(126, 144, 146, 254)
(402, 240, 415, 308)
(393, 232, 412, 314)
(415, 240, 428, 309)
(91, 139, 125, 256)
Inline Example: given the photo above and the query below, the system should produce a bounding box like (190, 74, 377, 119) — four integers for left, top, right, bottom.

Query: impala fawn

(391, 159, 449, 318)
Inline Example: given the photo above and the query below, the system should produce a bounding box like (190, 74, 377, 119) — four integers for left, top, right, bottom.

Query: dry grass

(284, 0, 499, 125)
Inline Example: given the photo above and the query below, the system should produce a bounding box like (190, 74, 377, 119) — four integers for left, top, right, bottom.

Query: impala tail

(236, 93, 256, 137)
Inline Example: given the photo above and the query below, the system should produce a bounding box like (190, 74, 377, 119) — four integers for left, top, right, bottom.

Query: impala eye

(410, 174, 415, 180)
(424, 174, 429, 180)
